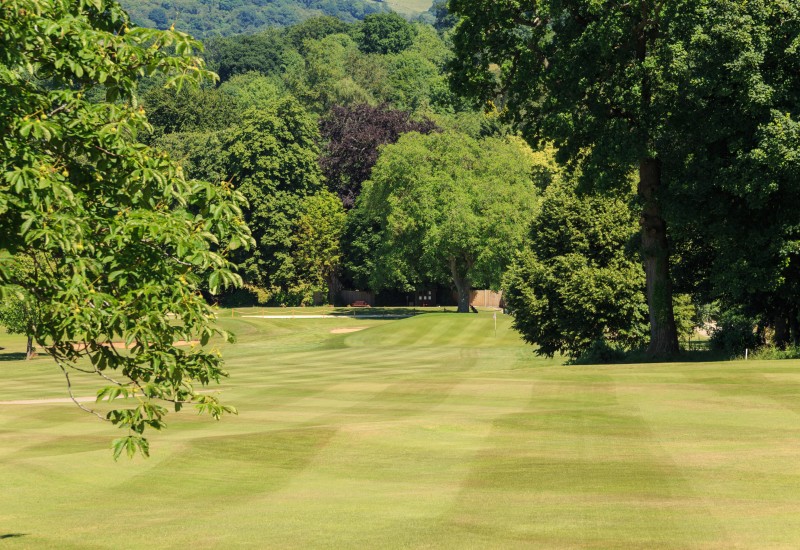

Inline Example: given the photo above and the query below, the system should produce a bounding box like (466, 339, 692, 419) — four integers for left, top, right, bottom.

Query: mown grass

(385, 0, 433, 17)
(225, 305, 456, 317)
(1, 312, 799, 548)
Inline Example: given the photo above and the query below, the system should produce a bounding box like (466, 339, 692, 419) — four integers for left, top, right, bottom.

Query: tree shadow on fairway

(570, 348, 730, 366)
(0, 351, 26, 361)
(0, 533, 28, 539)
(620, 349, 730, 364)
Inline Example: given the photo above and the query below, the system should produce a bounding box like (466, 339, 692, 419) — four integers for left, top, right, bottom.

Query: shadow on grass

(0, 533, 28, 539)
(622, 349, 732, 364)
(570, 349, 731, 366)
(0, 351, 26, 361)
(328, 307, 457, 316)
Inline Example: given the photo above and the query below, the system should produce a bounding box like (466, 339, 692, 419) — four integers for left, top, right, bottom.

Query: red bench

(350, 300, 371, 308)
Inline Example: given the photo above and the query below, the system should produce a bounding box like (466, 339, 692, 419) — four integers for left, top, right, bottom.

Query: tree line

(140, 12, 539, 312)
(2, 0, 799, 454)
(120, 0, 387, 37)
(450, 0, 800, 358)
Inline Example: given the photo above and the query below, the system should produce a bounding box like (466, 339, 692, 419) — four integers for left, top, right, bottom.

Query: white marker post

(493, 311, 497, 338)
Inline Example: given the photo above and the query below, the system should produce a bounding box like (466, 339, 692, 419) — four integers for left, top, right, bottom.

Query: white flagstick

(493, 311, 497, 337)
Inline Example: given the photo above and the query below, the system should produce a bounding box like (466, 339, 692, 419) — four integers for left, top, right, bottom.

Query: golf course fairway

(0, 310, 799, 548)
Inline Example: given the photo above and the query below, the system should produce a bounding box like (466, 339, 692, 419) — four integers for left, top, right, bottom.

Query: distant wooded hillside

(120, 0, 390, 36)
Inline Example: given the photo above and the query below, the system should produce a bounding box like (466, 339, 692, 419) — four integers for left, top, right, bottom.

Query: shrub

(572, 338, 627, 364)
(750, 345, 800, 360)
(709, 309, 761, 357)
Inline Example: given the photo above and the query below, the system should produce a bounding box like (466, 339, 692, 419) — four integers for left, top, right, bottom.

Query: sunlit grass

(1, 312, 799, 548)
(386, 0, 433, 17)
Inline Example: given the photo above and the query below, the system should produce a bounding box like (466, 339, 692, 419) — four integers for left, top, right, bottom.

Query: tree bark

(25, 335, 35, 360)
(327, 271, 342, 306)
(774, 315, 789, 349)
(639, 158, 680, 357)
(449, 257, 471, 313)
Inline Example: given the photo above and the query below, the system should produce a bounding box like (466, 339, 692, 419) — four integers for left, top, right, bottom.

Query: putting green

(1, 312, 799, 548)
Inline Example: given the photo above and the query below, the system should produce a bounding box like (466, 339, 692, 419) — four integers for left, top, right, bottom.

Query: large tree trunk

(774, 314, 789, 349)
(449, 257, 472, 313)
(790, 308, 800, 347)
(25, 335, 35, 360)
(327, 271, 342, 306)
(639, 158, 680, 357)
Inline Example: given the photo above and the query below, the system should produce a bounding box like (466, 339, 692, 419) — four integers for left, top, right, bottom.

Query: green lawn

(385, 0, 433, 17)
(1, 312, 799, 548)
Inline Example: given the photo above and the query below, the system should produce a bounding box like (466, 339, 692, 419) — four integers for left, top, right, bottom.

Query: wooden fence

(340, 290, 376, 307)
(469, 290, 503, 308)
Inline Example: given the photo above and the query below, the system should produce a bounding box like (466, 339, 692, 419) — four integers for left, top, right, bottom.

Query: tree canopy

(660, 1, 800, 346)
(504, 181, 648, 359)
(358, 131, 547, 312)
(205, 28, 296, 83)
(319, 103, 437, 208)
(0, 0, 252, 458)
(0, 254, 41, 360)
(222, 98, 343, 305)
(448, 0, 800, 356)
(356, 12, 416, 55)
(120, 0, 386, 38)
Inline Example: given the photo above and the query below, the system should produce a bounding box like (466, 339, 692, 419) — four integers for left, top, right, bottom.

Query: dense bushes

(121, 0, 386, 37)
(503, 182, 649, 359)
(709, 310, 760, 357)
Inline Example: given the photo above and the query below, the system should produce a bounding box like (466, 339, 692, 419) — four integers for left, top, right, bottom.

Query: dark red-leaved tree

(319, 104, 438, 208)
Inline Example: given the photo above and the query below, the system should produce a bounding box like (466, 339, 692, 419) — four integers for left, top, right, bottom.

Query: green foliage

(285, 15, 355, 53)
(205, 28, 296, 82)
(0, 0, 253, 456)
(425, 0, 457, 33)
(153, 130, 227, 184)
(120, 0, 386, 38)
(662, 2, 800, 337)
(222, 98, 340, 305)
(571, 338, 627, 365)
(142, 84, 240, 138)
(749, 345, 800, 361)
(285, 33, 373, 113)
(672, 294, 699, 343)
(0, 254, 39, 336)
(503, 182, 648, 359)
(358, 131, 543, 311)
(448, 0, 700, 354)
(0, 259, 40, 360)
(356, 12, 417, 55)
(218, 72, 285, 112)
(286, 191, 346, 304)
(709, 309, 761, 358)
(384, 44, 449, 112)
(449, 0, 800, 354)
(340, 205, 381, 290)
(281, 25, 456, 116)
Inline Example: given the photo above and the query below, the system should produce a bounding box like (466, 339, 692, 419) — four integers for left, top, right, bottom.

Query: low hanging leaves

(0, 0, 254, 457)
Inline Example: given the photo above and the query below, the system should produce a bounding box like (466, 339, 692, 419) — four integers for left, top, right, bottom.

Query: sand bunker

(68, 340, 200, 351)
(330, 327, 368, 334)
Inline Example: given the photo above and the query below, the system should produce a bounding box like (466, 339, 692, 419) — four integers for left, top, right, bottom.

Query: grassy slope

(1, 312, 799, 548)
(385, 0, 433, 17)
